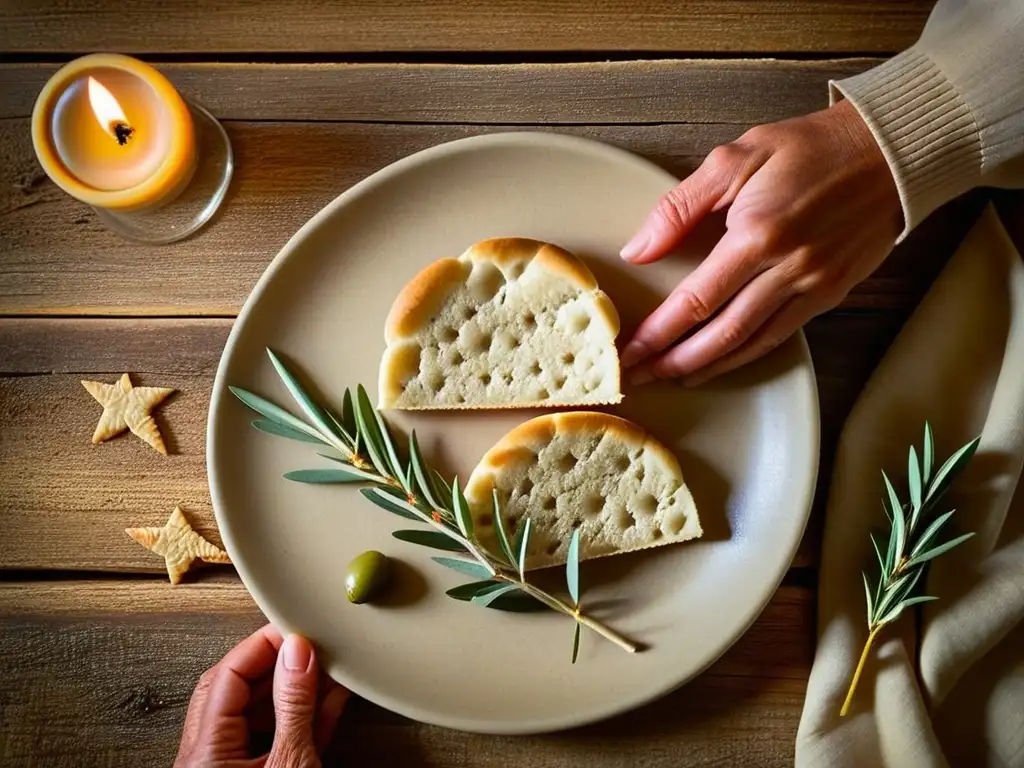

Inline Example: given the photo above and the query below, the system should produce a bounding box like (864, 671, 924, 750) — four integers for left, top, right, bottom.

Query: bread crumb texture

(465, 412, 702, 569)
(379, 238, 621, 409)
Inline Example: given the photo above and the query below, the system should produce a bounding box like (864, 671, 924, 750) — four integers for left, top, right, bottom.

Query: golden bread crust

(384, 257, 467, 345)
(474, 412, 680, 477)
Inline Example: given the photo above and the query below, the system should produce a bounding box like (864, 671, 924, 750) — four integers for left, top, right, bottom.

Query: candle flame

(87, 77, 132, 143)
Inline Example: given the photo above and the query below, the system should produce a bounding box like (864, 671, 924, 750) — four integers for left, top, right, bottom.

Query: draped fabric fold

(797, 205, 1024, 768)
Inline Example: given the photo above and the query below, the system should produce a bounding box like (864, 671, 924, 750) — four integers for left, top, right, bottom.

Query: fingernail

(629, 368, 656, 386)
(620, 230, 651, 262)
(620, 340, 649, 369)
(282, 634, 312, 672)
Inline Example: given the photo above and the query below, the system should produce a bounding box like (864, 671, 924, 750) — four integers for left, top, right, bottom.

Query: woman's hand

(620, 98, 903, 386)
(175, 625, 349, 768)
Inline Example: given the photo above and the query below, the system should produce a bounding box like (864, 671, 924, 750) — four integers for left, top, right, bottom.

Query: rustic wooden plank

(0, 321, 228, 572)
(0, 311, 905, 572)
(0, 0, 931, 55)
(0, 119, 985, 316)
(0, 375, 222, 571)
(0, 317, 233, 376)
(0, 577, 253, 615)
(0, 580, 811, 767)
(0, 59, 879, 123)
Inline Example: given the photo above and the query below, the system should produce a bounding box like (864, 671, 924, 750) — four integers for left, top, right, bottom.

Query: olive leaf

(566, 527, 581, 607)
(923, 422, 935, 485)
(925, 437, 981, 505)
(471, 583, 521, 607)
(432, 556, 494, 579)
(370, 399, 408, 490)
(318, 452, 356, 466)
(517, 518, 533, 578)
(451, 477, 474, 540)
(877, 594, 938, 626)
(492, 490, 516, 565)
(248, 421, 321, 444)
(869, 531, 886, 575)
(392, 529, 468, 553)
(352, 422, 363, 459)
(446, 581, 547, 612)
(511, 516, 527, 560)
(904, 531, 975, 569)
(230, 386, 324, 443)
(882, 471, 906, 565)
(862, 572, 874, 625)
(360, 487, 420, 521)
(431, 469, 454, 508)
(409, 431, 444, 511)
(285, 467, 378, 484)
(266, 349, 349, 448)
(874, 568, 921, 621)
(325, 407, 355, 447)
(351, 385, 392, 478)
(446, 580, 504, 600)
(484, 593, 550, 613)
(908, 445, 922, 526)
(571, 622, 582, 664)
(251, 419, 327, 444)
(341, 388, 357, 438)
(909, 509, 956, 558)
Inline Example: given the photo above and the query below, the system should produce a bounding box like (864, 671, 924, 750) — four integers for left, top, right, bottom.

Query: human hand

(175, 625, 349, 768)
(619, 98, 902, 386)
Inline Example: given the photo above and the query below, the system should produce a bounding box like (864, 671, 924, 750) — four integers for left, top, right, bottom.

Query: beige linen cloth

(796, 204, 1024, 766)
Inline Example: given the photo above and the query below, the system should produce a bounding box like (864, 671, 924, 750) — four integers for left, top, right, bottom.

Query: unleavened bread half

(464, 411, 702, 570)
(379, 238, 621, 410)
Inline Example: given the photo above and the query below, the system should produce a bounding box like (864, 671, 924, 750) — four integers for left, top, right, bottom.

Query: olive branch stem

(841, 625, 881, 717)
(840, 423, 979, 716)
(231, 348, 637, 661)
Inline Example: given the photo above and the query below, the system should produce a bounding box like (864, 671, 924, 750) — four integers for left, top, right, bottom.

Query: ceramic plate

(208, 132, 819, 734)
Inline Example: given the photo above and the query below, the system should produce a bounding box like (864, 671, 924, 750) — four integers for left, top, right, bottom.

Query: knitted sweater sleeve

(829, 0, 1024, 240)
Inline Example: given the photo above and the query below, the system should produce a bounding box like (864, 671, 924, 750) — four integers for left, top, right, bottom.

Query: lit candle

(32, 54, 197, 211)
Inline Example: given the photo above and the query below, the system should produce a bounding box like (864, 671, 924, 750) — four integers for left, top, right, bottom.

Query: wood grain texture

(0, 312, 906, 572)
(0, 0, 932, 55)
(0, 119, 986, 316)
(0, 59, 878, 122)
(0, 580, 812, 767)
(0, 320, 230, 572)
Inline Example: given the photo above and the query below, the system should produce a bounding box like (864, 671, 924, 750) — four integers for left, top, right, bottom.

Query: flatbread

(379, 238, 621, 410)
(464, 412, 702, 569)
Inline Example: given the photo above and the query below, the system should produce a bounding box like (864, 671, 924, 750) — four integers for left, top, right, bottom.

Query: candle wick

(112, 122, 135, 146)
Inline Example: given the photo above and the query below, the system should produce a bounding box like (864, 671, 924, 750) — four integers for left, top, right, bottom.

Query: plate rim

(207, 130, 821, 734)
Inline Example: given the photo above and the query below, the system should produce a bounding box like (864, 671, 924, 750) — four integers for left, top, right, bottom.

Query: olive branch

(841, 423, 979, 715)
(230, 348, 637, 663)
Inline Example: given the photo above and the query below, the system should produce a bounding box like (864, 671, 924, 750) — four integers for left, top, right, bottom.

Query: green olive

(345, 550, 392, 604)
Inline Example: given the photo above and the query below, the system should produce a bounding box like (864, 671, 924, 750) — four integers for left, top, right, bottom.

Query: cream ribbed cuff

(830, 48, 984, 241)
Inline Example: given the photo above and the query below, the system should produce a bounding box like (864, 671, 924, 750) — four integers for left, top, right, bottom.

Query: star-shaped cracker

(126, 506, 231, 584)
(81, 373, 174, 455)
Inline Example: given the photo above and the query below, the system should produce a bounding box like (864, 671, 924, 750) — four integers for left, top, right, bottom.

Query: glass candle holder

(31, 53, 232, 244)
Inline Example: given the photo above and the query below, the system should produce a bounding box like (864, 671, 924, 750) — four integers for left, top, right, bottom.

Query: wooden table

(0, 2, 1007, 765)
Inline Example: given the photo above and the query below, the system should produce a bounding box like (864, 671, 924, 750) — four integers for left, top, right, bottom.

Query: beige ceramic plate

(208, 132, 819, 734)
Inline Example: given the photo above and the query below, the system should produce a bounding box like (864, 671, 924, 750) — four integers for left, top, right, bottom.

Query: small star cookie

(82, 373, 174, 454)
(126, 506, 232, 584)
